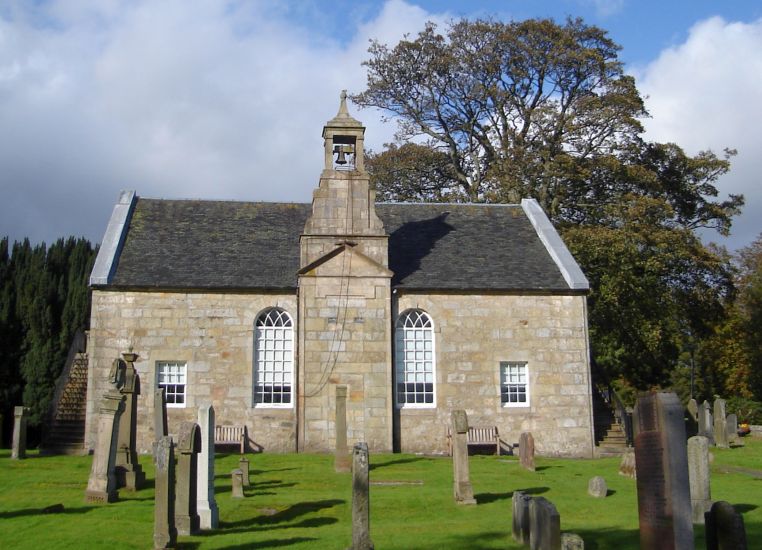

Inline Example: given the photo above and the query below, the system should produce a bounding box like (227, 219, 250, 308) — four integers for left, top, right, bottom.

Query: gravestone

(619, 448, 636, 478)
(231, 469, 244, 498)
(351, 442, 374, 550)
(239, 456, 250, 487)
(114, 351, 145, 490)
(174, 421, 201, 536)
(85, 391, 125, 503)
(561, 533, 585, 550)
(153, 436, 177, 550)
(686, 399, 698, 422)
(704, 501, 747, 550)
(519, 432, 536, 472)
(450, 410, 476, 505)
(11, 406, 29, 459)
(686, 399, 699, 437)
(698, 400, 714, 445)
(633, 391, 694, 550)
(154, 388, 168, 442)
(334, 384, 351, 473)
(197, 404, 219, 530)
(588, 476, 607, 498)
(726, 414, 739, 446)
(687, 436, 711, 524)
(529, 497, 561, 550)
(713, 399, 728, 449)
(511, 491, 532, 545)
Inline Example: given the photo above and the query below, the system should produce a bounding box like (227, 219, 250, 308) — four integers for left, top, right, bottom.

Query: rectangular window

(157, 361, 187, 408)
(500, 361, 529, 407)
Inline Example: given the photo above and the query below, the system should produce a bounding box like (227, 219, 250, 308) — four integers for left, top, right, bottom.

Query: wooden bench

(446, 425, 500, 455)
(214, 425, 246, 454)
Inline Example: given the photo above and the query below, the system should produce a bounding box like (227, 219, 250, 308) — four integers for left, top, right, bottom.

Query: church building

(85, 94, 595, 457)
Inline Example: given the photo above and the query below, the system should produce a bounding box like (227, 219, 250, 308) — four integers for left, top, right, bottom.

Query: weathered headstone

(231, 469, 244, 498)
(713, 399, 728, 448)
(174, 421, 201, 536)
(154, 387, 168, 442)
(450, 410, 476, 505)
(633, 391, 694, 550)
(588, 476, 608, 498)
(519, 432, 536, 472)
(686, 399, 699, 437)
(698, 400, 714, 445)
(619, 448, 636, 479)
(561, 533, 585, 550)
(704, 501, 748, 550)
(351, 442, 374, 550)
(511, 491, 532, 545)
(687, 399, 698, 422)
(726, 414, 739, 446)
(153, 436, 177, 550)
(11, 406, 29, 459)
(687, 436, 711, 524)
(114, 351, 145, 490)
(334, 384, 351, 473)
(529, 496, 561, 550)
(239, 456, 250, 487)
(85, 391, 125, 503)
(197, 404, 219, 530)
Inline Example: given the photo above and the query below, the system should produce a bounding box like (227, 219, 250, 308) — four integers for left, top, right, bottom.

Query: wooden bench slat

(445, 425, 500, 455)
(214, 425, 246, 454)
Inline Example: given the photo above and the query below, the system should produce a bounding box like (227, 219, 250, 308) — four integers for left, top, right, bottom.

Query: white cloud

(637, 16, 762, 250)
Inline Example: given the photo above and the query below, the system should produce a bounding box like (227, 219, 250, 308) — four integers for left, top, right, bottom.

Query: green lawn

(1, 440, 760, 549)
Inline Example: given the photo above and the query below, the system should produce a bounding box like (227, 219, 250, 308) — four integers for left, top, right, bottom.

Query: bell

(334, 144, 348, 165)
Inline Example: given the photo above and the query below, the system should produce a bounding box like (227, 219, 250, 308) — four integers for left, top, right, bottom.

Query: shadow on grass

(535, 466, 551, 472)
(574, 527, 641, 549)
(735, 503, 758, 513)
(418, 530, 508, 550)
(515, 486, 550, 496)
(607, 490, 617, 497)
(369, 456, 425, 470)
(0, 505, 93, 519)
(475, 492, 512, 504)
(216, 480, 297, 495)
(208, 516, 338, 536)
(215, 537, 317, 549)
(221, 499, 344, 530)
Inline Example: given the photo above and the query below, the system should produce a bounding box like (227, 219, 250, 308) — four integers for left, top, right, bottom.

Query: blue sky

(1, 0, 761, 251)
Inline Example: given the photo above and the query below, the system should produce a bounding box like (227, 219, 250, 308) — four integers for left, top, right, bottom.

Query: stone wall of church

(86, 290, 299, 454)
(394, 292, 595, 458)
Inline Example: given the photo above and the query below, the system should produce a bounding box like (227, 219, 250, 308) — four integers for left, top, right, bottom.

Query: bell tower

(297, 92, 393, 453)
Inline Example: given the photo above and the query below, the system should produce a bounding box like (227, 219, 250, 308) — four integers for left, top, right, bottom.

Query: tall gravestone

(687, 436, 711, 524)
(11, 406, 29, 459)
(634, 391, 694, 550)
(351, 442, 374, 550)
(511, 491, 532, 545)
(519, 432, 536, 471)
(231, 469, 244, 498)
(726, 414, 739, 446)
(197, 404, 219, 530)
(686, 398, 699, 437)
(174, 421, 201, 536)
(450, 410, 476, 505)
(154, 388, 168, 442)
(704, 501, 748, 550)
(619, 448, 637, 479)
(114, 351, 145, 490)
(153, 435, 177, 550)
(334, 384, 351, 473)
(713, 399, 728, 448)
(529, 497, 561, 550)
(698, 400, 714, 445)
(85, 391, 125, 503)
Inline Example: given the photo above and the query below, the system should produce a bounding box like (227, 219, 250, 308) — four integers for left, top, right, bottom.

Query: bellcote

(322, 90, 366, 172)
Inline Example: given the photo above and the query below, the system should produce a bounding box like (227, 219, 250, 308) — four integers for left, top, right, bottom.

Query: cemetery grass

(0, 440, 760, 549)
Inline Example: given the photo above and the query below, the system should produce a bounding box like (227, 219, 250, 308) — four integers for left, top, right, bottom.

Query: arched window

(253, 308, 294, 407)
(395, 309, 435, 407)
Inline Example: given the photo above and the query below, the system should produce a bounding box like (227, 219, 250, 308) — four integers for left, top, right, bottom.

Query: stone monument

(85, 391, 125, 503)
(511, 491, 532, 545)
(450, 410, 476, 505)
(698, 400, 714, 445)
(114, 351, 145, 490)
(519, 432, 536, 471)
(619, 448, 636, 478)
(529, 497, 561, 550)
(174, 421, 201, 536)
(713, 398, 728, 449)
(686, 398, 699, 436)
(231, 469, 244, 498)
(11, 406, 29, 459)
(588, 476, 608, 498)
(633, 391, 694, 550)
(687, 435, 711, 524)
(153, 436, 177, 549)
(351, 442, 374, 550)
(154, 387, 168, 442)
(239, 456, 250, 487)
(197, 404, 219, 530)
(726, 414, 739, 446)
(334, 384, 351, 473)
(704, 500, 748, 550)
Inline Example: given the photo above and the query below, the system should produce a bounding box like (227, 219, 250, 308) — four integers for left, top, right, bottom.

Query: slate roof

(108, 198, 573, 292)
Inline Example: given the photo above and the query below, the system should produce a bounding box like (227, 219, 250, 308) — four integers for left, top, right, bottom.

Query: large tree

(355, 17, 743, 391)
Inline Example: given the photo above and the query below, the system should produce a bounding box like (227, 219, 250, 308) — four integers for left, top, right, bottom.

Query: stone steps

(42, 352, 89, 455)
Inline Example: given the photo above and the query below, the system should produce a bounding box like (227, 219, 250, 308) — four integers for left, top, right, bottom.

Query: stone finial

(337, 90, 350, 117)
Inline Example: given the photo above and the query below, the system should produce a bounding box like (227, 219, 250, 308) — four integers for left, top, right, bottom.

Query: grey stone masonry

(688, 436, 711, 524)
(154, 388, 168, 443)
(351, 442, 374, 550)
(529, 497, 561, 550)
(174, 421, 201, 536)
(115, 351, 145, 490)
(153, 436, 177, 550)
(11, 406, 29, 459)
(239, 456, 250, 487)
(634, 391, 694, 550)
(451, 410, 476, 505)
(705, 501, 748, 550)
(587, 476, 607, 498)
(231, 469, 244, 498)
(698, 400, 714, 445)
(512, 491, 532, 545)
(197, 404, 219, 530)
(713, 399, 728, 449)
(335, 384, 350, 473)
(520, 432, 536, 472)
(85, 391, 125, 503)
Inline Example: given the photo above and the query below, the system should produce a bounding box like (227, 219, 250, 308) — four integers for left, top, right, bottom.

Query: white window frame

(395, 309, 436, 408)
(253, 308, 294, 408)
(156, 361, 187, 408)
(500, 361, 529, 407)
